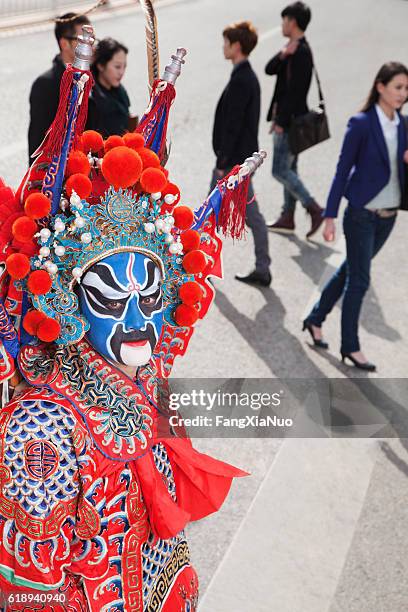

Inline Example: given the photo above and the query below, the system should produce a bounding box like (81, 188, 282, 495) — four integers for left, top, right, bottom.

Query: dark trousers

(306, 206, 396, 353)
(210, 169, 271, 274)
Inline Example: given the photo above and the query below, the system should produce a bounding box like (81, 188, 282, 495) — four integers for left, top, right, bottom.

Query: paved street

(1, 0, 408, 610)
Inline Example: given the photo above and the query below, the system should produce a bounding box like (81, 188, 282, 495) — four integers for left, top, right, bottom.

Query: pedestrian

(265, 1, 323, 238)
(86, 38, 131, 138)
(303, 62, 408, 371)
(28, 12, 91, 161)
(211, 21, 272, 287)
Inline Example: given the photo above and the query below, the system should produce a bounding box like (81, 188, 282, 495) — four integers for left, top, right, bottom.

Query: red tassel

(42, 66, 93, 157)
(217, 166, 250, 240)
(43, 65, 75, 157)
(136, 80, 176, 162)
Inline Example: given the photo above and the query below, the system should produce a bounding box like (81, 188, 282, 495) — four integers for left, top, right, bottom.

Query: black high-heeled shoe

(341, 352, 376, 372)
(302, 320, 329, 349)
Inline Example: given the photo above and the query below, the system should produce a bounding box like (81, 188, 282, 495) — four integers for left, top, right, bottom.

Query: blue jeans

(272, 132, 314, 213)
(306, 206, 396, 353)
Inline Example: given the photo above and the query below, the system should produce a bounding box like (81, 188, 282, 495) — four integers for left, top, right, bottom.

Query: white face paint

(120, 341, 152, 367)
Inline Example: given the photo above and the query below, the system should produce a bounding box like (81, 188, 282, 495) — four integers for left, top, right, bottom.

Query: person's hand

(403, 149, 408, 164)
(273, 124, 284, 134)
(323, 218, 336, 242)
(281, 40, 299, 58)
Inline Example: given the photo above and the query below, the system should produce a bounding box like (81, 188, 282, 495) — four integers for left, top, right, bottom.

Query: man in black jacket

(28, 12, 91, 162)
(211, 21, 271, 287)
(266, 2, 323, 239)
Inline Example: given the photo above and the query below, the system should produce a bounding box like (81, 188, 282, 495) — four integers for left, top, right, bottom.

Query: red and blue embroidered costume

(0, 25, 265, 611)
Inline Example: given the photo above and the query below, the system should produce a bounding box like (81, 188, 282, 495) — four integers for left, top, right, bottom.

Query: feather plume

(139, 0, 160, 89)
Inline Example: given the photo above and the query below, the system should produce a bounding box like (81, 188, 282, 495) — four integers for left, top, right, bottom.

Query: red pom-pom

(37, 317, 61, 342)
(174, 304, 199, 327)
(162, 168, 169, 179)
(137, 148, 160, 170)
(65, 174, 92, 199)
(104, 135, 125, 152)
(27, 270, 52, 295)
(123, 133, 145, 150)
(179, 281, 203, 306)
(140, 168, 167, 194)
(6, 253, 31, 279)
(12, 216, 37, 243)
(81, 130, 104, 153)
(182, 250, 207, 274)
(22, 310, 47, 335)
(180, 229, 200, 252)
(173, 206, 194, 230)
(66, 151, 90, 177)
(24, 193, 51, 219)
(101, 146, 143, 189)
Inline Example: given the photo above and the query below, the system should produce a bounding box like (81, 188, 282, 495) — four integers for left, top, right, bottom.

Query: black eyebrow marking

(91, 263, 125, 293)
(143, 260, 159, 291)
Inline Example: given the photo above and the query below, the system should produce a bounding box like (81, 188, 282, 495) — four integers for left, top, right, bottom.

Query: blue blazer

(325, 106, 407, 218)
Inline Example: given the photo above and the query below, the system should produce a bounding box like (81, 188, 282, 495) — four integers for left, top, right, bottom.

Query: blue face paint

(78, 252, 164, 367)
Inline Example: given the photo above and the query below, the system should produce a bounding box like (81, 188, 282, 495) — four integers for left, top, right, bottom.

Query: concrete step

(329, 439, 408, 612)
(200, 438, 379, 612)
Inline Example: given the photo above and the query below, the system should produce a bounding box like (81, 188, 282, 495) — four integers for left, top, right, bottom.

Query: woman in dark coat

(303, 62, 408, 371)
(87, 37, 130, 137)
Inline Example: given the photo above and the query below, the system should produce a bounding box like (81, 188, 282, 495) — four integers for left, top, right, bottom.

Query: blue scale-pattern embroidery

(3, 399, 80, 517)
(151, 442, 176, 501)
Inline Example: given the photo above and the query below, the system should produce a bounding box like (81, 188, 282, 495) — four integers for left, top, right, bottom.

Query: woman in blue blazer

(304, 62, 408, 370)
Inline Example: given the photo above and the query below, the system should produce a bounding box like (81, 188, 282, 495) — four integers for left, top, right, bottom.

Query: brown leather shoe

(267, 212, 295, 234)
(306, 201, 324, 239)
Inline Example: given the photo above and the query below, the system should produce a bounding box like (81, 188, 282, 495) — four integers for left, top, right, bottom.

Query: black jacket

(212, 60, 260, 170)
(265, 37, 313, 129)
(86, 81, 130, 138)
(28, 55, 65, 160)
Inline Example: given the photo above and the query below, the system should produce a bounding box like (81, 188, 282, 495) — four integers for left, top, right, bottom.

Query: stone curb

(200, 438, 379, 612)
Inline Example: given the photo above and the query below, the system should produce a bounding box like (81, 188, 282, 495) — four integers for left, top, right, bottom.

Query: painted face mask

(78, 251, 164, 368)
